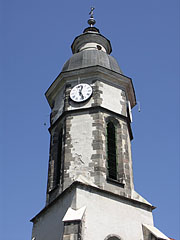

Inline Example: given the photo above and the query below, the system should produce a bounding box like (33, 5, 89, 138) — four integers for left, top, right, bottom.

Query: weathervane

(88, 7, 96, 27)
(89, 7, 95, 18)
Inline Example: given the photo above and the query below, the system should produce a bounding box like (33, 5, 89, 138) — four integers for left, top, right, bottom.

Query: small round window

(97, 45, 102, 50)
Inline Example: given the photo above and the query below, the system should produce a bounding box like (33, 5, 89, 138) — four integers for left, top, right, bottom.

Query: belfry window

(107, 122, 117, 180)
(55, 128, 63, 186)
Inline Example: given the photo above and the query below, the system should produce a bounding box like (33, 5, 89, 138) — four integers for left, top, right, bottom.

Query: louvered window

(55, 128, 63, 186)
(107, 122, 117, 180)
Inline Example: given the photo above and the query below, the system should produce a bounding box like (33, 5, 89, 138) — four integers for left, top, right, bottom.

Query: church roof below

(62, 49, 122, 74)
(143, 224, 170, 240)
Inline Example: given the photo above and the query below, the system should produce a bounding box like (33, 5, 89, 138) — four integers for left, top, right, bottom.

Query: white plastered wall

(76, 187, 154, 240)
(31, 190, 75, 240)
(67, 114, 96, 181)
(99, 82, 126, 116)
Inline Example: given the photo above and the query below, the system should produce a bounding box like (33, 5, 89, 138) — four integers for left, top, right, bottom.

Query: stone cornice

(48, 106, 134, 140)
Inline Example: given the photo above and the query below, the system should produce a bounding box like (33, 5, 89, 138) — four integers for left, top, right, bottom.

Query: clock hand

(78, 85, 84, 99)
(79, 91, 84, 99)
(78, 85, 83, 93)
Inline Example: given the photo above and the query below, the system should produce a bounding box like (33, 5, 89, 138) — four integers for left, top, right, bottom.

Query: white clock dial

(70, 83, 92, 102)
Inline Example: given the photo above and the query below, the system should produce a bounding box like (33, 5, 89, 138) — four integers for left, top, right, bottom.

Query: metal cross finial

(88, 7, 96, 27)
(89, 7, 95, 18)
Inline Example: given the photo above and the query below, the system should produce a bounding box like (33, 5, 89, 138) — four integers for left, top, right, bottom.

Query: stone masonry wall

(59, 110, 133, 198)
(46, 78, 133, 203)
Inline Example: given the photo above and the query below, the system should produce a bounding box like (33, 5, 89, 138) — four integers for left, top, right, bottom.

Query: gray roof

(62, 50, 122, 74)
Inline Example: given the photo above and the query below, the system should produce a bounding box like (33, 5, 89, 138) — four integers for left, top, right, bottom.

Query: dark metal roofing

(62, 49, 122, 74)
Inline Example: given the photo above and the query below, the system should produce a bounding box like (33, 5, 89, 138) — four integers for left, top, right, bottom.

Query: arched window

(105, 235, 121, 240)
(108, 237, 120, 240)
(107, 121, 117, 180)
(55, 128, 63, 186)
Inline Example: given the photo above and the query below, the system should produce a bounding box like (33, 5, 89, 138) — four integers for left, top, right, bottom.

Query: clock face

(70, 83, 92, 102)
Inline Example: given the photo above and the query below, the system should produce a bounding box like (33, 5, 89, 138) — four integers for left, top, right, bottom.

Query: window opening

(55, 128, 63, 186)
(107, 122, 117, 180)
(105, 235, 121, 240)
(108, 237, 120, 240)
(97, 44, 102, 50)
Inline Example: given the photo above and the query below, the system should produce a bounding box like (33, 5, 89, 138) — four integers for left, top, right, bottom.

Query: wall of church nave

(31, 188, 76, 240)
(76, 186, 154, 240)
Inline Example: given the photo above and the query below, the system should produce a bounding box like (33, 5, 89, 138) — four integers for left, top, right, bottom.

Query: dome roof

(62, 49, 122, 74)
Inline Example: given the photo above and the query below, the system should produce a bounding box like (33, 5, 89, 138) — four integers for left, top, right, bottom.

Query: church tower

(31, 9, 170, 240)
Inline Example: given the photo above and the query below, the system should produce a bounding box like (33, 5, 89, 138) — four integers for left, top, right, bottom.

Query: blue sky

(0, 0, 179, 239)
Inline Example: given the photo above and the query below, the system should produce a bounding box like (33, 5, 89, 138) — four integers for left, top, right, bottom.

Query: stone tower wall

(46, 78, 134, 204)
